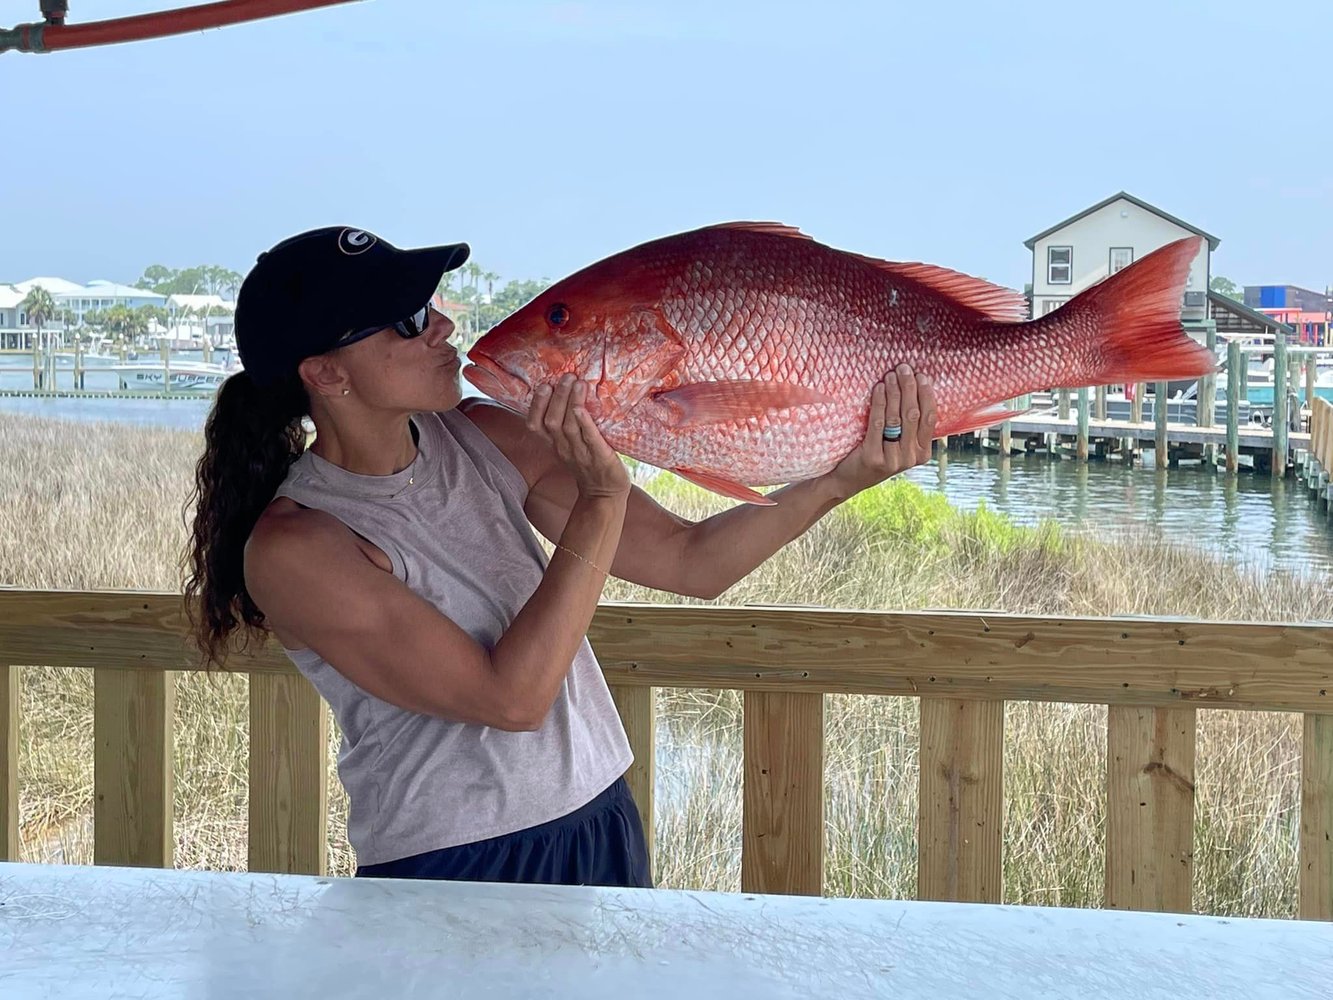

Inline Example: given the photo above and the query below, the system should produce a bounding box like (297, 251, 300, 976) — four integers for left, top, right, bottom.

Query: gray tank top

(272, 406, 632, 867)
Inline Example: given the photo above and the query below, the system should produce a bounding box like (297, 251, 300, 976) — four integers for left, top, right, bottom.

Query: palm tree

(20, 285, 56, 352)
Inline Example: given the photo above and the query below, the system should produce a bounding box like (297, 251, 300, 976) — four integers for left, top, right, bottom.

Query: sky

(2, 0, 1329, 295)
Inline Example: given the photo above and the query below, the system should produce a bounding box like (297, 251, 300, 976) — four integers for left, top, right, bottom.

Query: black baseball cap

(233, 225, 469, 385)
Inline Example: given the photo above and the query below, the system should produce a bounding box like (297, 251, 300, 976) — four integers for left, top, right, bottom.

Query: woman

(183, 225, 938, 889)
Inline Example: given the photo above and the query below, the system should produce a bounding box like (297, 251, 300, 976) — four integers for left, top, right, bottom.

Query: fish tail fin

(1041, 235, 1219, 385)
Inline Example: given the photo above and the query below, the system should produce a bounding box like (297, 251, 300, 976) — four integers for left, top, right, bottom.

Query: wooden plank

(609, 683, 656, 870)
(94, 667, 173, 868)
(1105, 706, 1195, 913)
(3, 593, 1333, 713)
(742, 691, 823, 895)
(248, 673, 327, 875)
(917, 698, 1004, 903)
(1, 664, 17, 861)
(1299, 713, 1333, 921)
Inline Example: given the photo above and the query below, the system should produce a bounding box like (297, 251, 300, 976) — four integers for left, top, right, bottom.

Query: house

(1023, 192, 1220, 337)
(11, 276, 169, 327)
(0, 284, 27, 348)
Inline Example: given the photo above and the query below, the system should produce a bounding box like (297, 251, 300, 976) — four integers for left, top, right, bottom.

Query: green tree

(19, 286, 57, 351)
(1210, 276, 1243, 302)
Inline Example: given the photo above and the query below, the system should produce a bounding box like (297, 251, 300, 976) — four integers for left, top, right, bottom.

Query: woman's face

(333, 306, 464, 412)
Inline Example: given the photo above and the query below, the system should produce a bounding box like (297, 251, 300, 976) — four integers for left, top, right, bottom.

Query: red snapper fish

(463, 222, 1216, 505)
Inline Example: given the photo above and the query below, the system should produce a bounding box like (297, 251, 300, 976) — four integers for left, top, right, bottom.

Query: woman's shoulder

(449, 398, 551, 490)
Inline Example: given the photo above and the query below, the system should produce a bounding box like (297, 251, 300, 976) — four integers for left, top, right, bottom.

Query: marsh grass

(2, 416, 1325, 916)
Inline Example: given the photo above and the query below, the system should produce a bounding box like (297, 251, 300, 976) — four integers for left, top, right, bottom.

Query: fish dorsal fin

(697, 221, 815, 241)
(849, 255, 1029, 323)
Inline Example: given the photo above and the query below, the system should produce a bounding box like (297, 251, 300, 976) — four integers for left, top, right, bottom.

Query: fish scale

(465, 222, 1217, 505)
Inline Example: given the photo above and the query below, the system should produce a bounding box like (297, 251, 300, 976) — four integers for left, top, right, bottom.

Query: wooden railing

(1307, 398, 1333, 509)
(1, 589, 1331, 920)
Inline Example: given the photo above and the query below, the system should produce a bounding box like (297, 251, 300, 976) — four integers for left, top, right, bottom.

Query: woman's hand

(823, 364, 938, 499)
(527, 373, 630, 501)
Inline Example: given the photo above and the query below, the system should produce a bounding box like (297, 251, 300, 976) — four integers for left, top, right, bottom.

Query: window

(1047, 246, 1072, 284)
(1042, 298, 1068, 315)
(1109, 247, 1133, 273)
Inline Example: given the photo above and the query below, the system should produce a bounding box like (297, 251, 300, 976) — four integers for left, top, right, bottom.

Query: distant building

(0, 276, 178, 349)
(1024, 191, 1220, 336)
(1243, 284, 1331, 313)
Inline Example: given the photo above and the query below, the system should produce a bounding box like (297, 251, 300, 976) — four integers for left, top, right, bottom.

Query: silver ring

(882, 424, 902, 441)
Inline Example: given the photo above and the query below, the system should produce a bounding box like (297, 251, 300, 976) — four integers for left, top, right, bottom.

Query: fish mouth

(462, 353, 531, 404)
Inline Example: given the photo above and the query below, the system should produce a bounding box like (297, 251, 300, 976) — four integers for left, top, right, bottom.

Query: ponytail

(182, 370, 310, 669)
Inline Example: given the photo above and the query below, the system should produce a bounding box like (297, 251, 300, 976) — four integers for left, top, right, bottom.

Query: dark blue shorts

(354, 777, 652, 888)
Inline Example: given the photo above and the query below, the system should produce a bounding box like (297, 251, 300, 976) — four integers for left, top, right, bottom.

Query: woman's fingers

(896, 364, 920, 453)
(916, 376, 938, 458)
(883, 370, 902, 450)
(859, 381, 885, 449)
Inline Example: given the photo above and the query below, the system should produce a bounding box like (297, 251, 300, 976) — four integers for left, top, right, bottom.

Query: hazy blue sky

(4, 0, 1329, 294)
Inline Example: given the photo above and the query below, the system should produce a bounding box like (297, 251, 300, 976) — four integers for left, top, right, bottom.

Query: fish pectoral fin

(653, 379, 834, 427)
(671, 467, 777, 506)
(937, 403, 1032, 438)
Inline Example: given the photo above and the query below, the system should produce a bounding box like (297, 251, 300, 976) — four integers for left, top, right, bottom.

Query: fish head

(464, 262, 685, 423)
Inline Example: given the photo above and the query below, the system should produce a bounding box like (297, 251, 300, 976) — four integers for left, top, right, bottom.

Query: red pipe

(3, 0, 363, 54)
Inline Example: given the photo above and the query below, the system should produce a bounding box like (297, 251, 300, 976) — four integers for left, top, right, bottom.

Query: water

(899, 450, 1333, 578)
(3, 353, 1330, 577)
(1, 352, 216, 430)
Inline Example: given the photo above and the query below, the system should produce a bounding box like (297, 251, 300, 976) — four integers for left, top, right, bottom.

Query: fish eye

(547, 303, 570, 328)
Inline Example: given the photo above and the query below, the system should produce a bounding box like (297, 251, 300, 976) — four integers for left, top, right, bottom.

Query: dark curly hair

(182, 369, 310, 669)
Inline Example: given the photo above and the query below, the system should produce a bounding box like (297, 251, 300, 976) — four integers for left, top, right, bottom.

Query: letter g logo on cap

(337, 228, 377, 255)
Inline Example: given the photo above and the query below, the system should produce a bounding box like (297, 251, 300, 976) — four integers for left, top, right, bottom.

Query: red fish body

(464, 223, 1217, 504)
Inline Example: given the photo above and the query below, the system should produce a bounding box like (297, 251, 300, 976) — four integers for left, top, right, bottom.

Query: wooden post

(1095, 384, 1107, 421)
(918, 698, 1004, 903)
(1299, 713, 1333, 920)
(1274, 333, 1289, 477)
(1226, 340, 1241, 475)
(1106, 706, 1196, 913)
(1131, 383, 1145, 424)
(249, 673, 328, 875)
(94, 667, 174, 868)
(1058, 388, 1070, 421)
(0, 664, 17, 861)
(609, 684, 656, 871)
(742, 692, 824, 896)
(1077, 387, 1090, 461)
(1200, 327, 1217, 464)
(1305, 358, 1318, 431)
(1154, 382, 1170, 469)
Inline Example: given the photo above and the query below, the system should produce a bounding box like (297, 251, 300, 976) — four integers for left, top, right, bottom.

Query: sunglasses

(334, 301, 433, 350)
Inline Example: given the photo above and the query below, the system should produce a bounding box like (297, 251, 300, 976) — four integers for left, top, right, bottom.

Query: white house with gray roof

(1024, 192, 1220, 335)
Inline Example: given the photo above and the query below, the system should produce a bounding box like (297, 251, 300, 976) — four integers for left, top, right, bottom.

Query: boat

(104, 359, 236, 393)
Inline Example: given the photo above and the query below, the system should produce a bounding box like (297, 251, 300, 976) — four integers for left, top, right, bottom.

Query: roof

(77, 280, 167, 300)
(166, 293, 234, 312)
(1209, 291, 1294, 333)
(0, 285, 25, 309)
(13, 276, 84, 295)
(1024, 191, 1221, 251)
